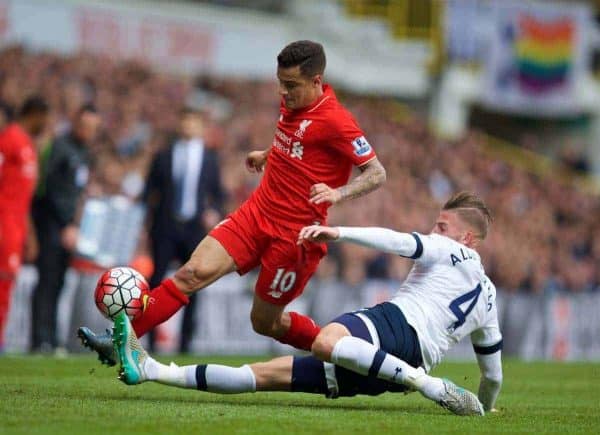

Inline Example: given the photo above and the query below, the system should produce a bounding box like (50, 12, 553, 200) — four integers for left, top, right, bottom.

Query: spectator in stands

(30, 104, 101, 353)
(558, 141, 590, 174)
(143, 107, 225, 353)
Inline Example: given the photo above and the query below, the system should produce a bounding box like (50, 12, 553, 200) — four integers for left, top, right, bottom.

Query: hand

(60, 224, 79, 252)
(297, 225, 340, 245)
(245, 150, 268, 173)
(23, 231, 39, 263)
(309, 183, 342, 205)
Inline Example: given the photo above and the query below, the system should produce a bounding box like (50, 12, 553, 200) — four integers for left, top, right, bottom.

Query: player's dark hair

(19, 96, 49, 118)
(277, 40, 326, 78)
(443, 191, 493, 240)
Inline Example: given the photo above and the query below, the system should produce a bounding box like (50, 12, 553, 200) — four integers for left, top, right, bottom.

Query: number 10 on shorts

(267, 268, 297, 299)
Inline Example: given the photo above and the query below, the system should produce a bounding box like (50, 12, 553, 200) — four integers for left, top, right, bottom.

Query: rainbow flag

(515, 14, 575, 94)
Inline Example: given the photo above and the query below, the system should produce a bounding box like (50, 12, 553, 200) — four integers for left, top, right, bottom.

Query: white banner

(483, 1, 591, 115)
(0, 0, 428, 96)
(0, 0, 286, 78)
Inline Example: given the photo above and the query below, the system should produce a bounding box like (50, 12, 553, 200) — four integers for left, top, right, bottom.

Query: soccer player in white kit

(113, 192, 502, 416)
(306, 191, 502, 416)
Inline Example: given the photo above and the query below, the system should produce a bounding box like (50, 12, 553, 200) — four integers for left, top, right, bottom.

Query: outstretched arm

(309, 157, 386, 205)
(471, 297, 503, 412)
(475, 351, 503, 412)
(298, 225, 421, 258)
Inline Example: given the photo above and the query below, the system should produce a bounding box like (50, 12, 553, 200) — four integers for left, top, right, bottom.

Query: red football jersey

(251, 84, 376, 230)
(0, 123, 38, 221)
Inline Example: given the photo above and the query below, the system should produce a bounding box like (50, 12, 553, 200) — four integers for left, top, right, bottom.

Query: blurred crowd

(1, 45, 599, 301)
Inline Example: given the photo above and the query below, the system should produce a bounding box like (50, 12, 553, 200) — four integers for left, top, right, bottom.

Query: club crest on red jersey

(294, 119, 313, 139)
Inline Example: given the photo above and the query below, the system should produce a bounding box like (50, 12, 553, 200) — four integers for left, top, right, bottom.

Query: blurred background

(2, 0, 600, 360)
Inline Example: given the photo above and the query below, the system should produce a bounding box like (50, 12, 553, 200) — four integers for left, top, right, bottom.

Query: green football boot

(113, 312, 148, 385)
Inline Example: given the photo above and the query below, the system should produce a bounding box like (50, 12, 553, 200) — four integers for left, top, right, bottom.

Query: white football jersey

(390, 233, 502, 372)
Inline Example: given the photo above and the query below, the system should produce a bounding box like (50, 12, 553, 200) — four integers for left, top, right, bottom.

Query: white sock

(144, 357, 257, 394)
(144, 356, 197, 388)
(330, 336, 445, 400)
(200, 364, 257, 394)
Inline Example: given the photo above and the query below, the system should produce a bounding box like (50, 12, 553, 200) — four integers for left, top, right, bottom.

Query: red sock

(278, 312, 321, 351)
(132, 278, 189, 337)
(0, 279, 15, 348)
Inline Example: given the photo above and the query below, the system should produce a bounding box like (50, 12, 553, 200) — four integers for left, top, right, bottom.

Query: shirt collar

(281, 84, 335, 115)
(176, 137, 204, 148)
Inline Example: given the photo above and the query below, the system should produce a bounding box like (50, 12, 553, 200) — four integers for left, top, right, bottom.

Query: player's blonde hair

(443, 192, 492, 240)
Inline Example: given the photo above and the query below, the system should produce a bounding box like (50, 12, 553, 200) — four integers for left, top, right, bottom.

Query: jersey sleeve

(470, 314, 503, 354)
(410, 233, 446, 266)
(329, 111, 376, 166)
(336, 227, 419, 257)
(470, 279, 503, 353)
(472, 279, 503, 412)
(335, 229, 447, 265)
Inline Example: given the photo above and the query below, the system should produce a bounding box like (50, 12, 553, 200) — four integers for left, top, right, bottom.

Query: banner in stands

(0, 0, 287, 77)
(0, 0, 428, 96)
(74, 7, 214, 70)
(483, 1, 591, 115)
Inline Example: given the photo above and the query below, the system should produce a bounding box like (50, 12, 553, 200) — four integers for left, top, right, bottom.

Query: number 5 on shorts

(267, 268, 297, 299)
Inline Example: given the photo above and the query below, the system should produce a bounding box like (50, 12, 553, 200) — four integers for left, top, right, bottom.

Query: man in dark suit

(144, 107, 225, 353)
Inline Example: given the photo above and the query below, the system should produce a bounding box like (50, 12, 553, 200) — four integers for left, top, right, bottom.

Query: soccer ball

(94, 267, 150, 321)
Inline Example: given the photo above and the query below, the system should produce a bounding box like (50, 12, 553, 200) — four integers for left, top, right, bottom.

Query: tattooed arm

(309, 157, 386, 205)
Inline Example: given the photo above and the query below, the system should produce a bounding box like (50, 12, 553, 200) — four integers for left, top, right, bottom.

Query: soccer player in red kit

(0, 97, 49, 350)
(79, 40, 386, 364)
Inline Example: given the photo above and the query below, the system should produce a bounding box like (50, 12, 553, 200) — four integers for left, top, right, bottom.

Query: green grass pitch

(1, 355, 599, 434)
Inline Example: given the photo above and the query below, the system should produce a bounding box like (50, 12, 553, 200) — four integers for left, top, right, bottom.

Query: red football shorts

(209, 200, 326, 305)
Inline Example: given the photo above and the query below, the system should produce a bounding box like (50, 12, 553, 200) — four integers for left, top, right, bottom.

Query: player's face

(431, 210, 476, 247)
(277, 66, 322, 110)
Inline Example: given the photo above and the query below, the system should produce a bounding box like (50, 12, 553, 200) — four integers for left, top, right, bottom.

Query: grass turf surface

(1, 356, 599, 434)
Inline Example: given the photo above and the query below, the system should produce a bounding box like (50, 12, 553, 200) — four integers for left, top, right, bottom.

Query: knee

(311, 332, 336, 361)
(174, 259, 217, 293)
